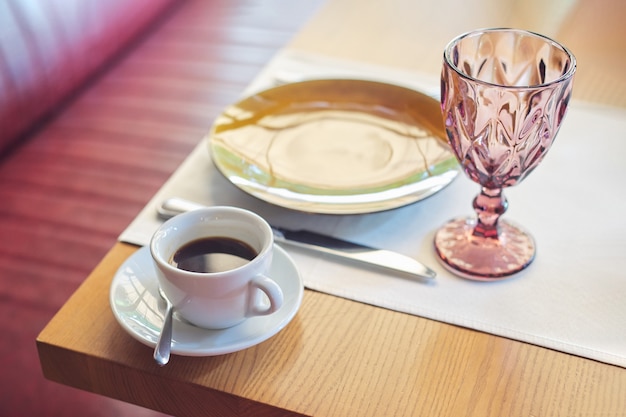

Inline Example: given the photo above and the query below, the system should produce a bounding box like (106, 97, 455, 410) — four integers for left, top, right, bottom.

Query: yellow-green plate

(207, 79, 458, 214)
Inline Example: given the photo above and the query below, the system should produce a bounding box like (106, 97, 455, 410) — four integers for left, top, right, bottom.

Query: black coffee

(170, 236, 258, 273)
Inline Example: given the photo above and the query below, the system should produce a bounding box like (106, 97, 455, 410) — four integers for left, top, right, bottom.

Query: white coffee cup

(150, 206, 284, 329)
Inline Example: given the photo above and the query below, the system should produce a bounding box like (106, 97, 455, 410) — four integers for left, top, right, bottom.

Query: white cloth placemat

(120, 49, 626, 368)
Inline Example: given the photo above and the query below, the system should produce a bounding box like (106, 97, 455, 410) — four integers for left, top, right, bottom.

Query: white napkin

(120, 49, 626, 368)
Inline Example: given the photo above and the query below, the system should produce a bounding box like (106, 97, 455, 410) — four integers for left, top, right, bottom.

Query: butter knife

(157, 197, 436, 281)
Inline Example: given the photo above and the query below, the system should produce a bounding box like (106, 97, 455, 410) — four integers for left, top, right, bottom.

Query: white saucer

(109, 245, 303, 356)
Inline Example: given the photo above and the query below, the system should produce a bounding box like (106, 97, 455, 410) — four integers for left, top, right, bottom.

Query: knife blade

(158, 197, 436, 281)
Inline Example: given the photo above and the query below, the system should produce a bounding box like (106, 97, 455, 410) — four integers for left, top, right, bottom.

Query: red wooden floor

(0, 1, 323, 415)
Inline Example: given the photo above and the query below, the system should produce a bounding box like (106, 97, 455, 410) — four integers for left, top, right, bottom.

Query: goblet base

(434, 217, 536, 281)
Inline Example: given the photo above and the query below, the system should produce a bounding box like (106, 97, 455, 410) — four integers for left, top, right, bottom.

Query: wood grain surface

(39, 243, 626, 416)
(289, 0, 626, 108)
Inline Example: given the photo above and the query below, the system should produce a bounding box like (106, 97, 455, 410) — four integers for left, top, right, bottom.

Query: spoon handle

(154, 296, 174, 366)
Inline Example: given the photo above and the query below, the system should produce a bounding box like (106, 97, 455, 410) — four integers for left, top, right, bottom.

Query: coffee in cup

(150, 206, 284, 329)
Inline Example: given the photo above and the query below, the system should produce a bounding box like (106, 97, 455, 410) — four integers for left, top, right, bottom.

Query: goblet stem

(472, 188, 507, 240)
(434, 186, 536, 280)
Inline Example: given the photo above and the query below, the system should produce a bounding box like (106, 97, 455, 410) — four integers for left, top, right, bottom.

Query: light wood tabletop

(37, 0, 626, 416)
(290, 0, 626, 109)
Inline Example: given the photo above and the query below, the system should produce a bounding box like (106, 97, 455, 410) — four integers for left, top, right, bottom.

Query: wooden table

(37, 0, 626, 416)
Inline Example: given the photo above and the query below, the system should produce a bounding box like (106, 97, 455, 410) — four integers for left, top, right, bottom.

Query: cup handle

(248, 275, 284, 316)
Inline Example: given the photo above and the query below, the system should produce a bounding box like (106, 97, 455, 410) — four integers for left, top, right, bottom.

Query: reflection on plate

(208, 79, 458, 214)
(109, 245, 303, 356)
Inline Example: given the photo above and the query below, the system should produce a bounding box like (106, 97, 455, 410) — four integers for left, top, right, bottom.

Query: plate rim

(207, 78, 459, 215)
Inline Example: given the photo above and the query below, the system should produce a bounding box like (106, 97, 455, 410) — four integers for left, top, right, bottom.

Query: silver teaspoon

(153, 287, 174, 366)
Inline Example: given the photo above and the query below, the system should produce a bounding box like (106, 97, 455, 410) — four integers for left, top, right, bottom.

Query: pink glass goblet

(434, 28, 576, 280)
